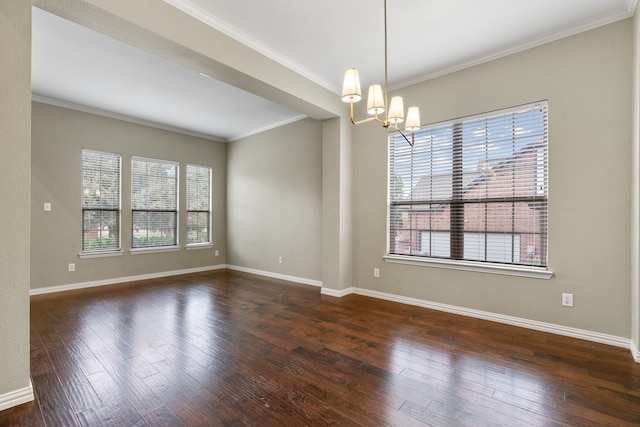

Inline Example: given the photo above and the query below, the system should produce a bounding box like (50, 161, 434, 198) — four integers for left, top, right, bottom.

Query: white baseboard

(225, 265, 322, 288)
(631, 341, 640, 363)
(322, 286, 635, 359)
(0, 381, 34, 411)
(29, 265, 226, 296)
(320, 286, 355, 298)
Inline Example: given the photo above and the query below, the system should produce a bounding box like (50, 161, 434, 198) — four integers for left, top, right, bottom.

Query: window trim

(79, 250, 123, 259)
(130, 245, 181, 255)
(387, 101, 549, 273)
(185, 243, 214, 250)
(383, 254, 553, 279)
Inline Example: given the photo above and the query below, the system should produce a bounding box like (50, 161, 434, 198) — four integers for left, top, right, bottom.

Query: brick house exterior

(393, 143, 546, 266)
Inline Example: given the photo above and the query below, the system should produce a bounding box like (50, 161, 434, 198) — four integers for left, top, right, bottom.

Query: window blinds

(186, 164, 212, 244)
(81, 149, 121, 252)
(131, 156, 179, 248)
(389, 102, 548, 267)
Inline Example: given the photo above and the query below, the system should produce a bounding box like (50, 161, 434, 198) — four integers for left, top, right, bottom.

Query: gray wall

(227, 118, 322, 282)
(31, 102, 227, 289)
(632, 10, 640, 355)
(0, 0, 32, 401)
(352, 19, 633, 338)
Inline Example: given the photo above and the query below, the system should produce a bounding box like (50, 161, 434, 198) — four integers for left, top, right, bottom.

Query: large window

(81, 150, 121, 253)
(389, 102, 548, 268)
(131, 157, 179, 249)
(186, 164, 212, 245)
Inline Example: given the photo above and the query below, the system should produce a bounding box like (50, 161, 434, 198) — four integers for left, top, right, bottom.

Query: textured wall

(632, 10, 640, 355)
(0, 0, 32, 401)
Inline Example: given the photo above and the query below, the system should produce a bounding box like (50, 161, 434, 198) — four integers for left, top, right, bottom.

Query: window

(131, 157, 178, 249)
(186, 164, 212, 245)
(81, 150, 121, 253)
(389, 101, 548, 268)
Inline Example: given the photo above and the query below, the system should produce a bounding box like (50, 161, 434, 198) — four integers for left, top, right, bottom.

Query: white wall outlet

(562, 293, 573, 307)
(373, 268, 380, 278)
(215, 250, 219, 257)
(278, 256, 283, 264)
(44, 202, 51, 212)
(68, 263, 75, 272)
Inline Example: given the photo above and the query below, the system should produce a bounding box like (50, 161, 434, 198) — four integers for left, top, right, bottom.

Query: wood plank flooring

(1, 269, 639, 426)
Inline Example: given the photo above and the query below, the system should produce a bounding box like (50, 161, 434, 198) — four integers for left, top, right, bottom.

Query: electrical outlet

(215, 250, 219, 256)
(68, 263, 75, 272)
(562, 293, 573, 307)
(278, 256, 283, 264)
(373, 268, 380, 278)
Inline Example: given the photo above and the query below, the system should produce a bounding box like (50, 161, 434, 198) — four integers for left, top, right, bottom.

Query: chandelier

(340, 0, 420, 146)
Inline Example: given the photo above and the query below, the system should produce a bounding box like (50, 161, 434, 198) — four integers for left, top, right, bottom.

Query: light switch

(44, 203, 52, 212)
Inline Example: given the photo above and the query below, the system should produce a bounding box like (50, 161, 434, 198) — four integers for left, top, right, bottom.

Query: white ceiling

(32, 0, 636, 142)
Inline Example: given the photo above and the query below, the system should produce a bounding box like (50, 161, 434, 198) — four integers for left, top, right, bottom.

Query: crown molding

(32, 95, 227, 142)
(32, 95, 307, 143)
(392, 1, 638, 91)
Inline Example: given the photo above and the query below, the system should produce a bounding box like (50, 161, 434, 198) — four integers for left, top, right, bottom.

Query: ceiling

(32, 0, 636, 142)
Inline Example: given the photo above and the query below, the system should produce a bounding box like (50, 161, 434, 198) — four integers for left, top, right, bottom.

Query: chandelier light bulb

(341, 68, 362, 103)
(367, 84, 385, 115)
(405, 106, 421, 131)
(387, 96, 405, 124)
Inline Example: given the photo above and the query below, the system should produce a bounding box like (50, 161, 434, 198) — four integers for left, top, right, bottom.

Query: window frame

(386, 101, 552, 279)
(186, 164, 213, 248)
(80, 149, 122, 257)
(130, 156, 180, 253)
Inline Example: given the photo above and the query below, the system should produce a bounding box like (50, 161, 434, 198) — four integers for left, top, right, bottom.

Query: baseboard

(325, 286, 634, 354)
(29, 265, 226, 296)
(225, 265, 322, 288)
(631, 341, 640, 363)
(320, 286, 355, 297)
(0, 381, 34, 411)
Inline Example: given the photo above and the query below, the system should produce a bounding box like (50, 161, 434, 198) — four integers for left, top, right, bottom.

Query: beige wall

(227, 118, 322, 281)
(632, 9, 640, 355)
(0, 0, 32, 400)
(31, 102, 227, 289)
(322, 117, 354, 292)
(352, 19, 633, 337)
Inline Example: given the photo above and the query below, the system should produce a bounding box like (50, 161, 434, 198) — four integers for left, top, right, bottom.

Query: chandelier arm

(349, 101, 386, 125)
(352, 116, 381, 126)
(388, 123, 415, 147)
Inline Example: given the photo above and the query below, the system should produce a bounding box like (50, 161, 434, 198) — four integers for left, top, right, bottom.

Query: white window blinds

(186, 164, 212, 245)
(389, 101, 548, 267)
(131, 156, 179, 248)
(81, 149, 121, 252)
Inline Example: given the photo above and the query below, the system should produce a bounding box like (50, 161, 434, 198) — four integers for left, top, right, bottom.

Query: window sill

(130, 246, 181, 255)
(185, 243, 213, 251)
(383, 254, 553, 279)
(78, 250, 123, 259)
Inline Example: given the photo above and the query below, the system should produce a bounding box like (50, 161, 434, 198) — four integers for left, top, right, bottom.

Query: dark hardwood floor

(1, 269, 639, 426)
